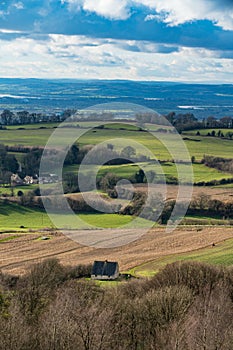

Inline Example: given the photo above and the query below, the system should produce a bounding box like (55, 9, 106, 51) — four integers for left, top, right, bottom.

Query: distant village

(10, 173, 59, 187)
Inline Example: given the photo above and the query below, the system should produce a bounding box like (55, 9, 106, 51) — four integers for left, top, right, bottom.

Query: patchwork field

(0, 123, 232, 278)
(1, 123, 233, 161)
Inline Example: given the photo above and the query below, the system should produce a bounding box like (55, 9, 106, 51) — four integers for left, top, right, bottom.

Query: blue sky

(0, 0, 233, 82)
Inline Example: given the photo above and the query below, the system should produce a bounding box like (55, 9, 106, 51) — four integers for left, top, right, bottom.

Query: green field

(1, 123, 232, 189)
(77, 129, 233, 161)
(0, 128, 54, 147)
(0, 184, 37, 196)
(8, 151, 26, 162)
(1, 124, 232, 161)
(97, 162, 232, 183)
(215, 183, 233, 188)
(6, 122, 60, 130)
(129, 238, 233, 277)
(184, 128, 233, 136)
(0, 201, 149, 230)
(181, 215, 231, 226)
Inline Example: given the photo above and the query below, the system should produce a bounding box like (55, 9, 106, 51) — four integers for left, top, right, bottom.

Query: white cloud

(144, 14, 161, 22)
(83, 0, 130, 20)
(135, 0, 233, 30)
(0, 34, 232, 82)
(0, 28, 24, 34)
(63, 0, 233, 29)
(13, 2, 24, 10)
(62, 0, 130, 20)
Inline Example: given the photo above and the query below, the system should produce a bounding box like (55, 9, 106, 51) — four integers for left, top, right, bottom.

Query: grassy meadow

(183, 128, 233, 136)
(0, 123, 232, 161)
(99, 162, 232, 183)
(0, 201, 149, 231)
(0, 184, 37, 196)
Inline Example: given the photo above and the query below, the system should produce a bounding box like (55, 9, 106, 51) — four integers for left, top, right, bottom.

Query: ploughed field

(129, 184, 233, 203)
(0, 226, 233, 276)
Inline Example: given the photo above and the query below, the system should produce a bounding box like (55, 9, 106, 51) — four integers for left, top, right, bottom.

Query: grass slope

(130, 238, 233, 277)
(184, 128, 233, 136)
(98, 162, 232, 183)
(1, 125, 232, 160)
(0, 201, 149, 230)
(0, 184, 37, 196)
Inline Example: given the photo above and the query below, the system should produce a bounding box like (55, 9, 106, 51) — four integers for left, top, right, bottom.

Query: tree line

(0, 109, 232, 132)
(0, 109, 117, 126)
(0, 109, 67, 126)
(1, 258, 233, 349)
(136, 112, 233, 132)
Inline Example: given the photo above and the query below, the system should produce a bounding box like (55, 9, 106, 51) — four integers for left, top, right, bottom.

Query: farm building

(24, 175, 38, 185)
(91, 260, 119, 280)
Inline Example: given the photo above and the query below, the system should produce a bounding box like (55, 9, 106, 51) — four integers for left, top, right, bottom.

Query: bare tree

(185, 282, 233, 350)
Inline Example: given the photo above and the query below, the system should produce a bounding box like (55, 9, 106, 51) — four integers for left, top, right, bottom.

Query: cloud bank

(63, 0, 233, 29)
(0, 0, 232, 81)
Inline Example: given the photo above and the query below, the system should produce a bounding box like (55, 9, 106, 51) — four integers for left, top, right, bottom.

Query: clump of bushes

(1, 259, 233, 349)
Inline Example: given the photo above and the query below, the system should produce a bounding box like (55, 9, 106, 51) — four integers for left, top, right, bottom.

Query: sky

(0, 0, 233, 82)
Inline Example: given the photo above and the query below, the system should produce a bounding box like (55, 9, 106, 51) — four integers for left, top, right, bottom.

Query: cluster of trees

(202, 155, 233, 174)
(202, 116, 233, 128)
(17, 190, 120, 215)
(0, 143, 86, 185)
(123, 191, 233, 222)
(80, 145, 149, 166)
(0, 144, 45, 184)
(21, 149, 43, 177)
(21, 144, 82, 178)
(0, 109, 118, 126)
(135, 112, 171, 126)
(188, 193, 233, 219)
(0, 109, 67, 126)
(197, 129, 233, 139)
(173, 114, 233, 132)
(1, 259, 233, 349)
(136, 112, 233, 132)
(0, 145, 19, 185)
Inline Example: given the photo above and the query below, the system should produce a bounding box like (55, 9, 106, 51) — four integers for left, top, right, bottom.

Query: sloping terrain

(1, 226, 232, 275)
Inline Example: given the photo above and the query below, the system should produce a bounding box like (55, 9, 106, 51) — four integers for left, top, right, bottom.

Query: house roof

(92, 260, 118, 277)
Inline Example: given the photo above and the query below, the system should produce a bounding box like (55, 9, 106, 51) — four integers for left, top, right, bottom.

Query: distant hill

(0, 78, 232, 118)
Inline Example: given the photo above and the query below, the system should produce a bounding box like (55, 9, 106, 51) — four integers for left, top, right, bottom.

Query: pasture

(0, 123, 232, 161)
(0, 184, 37, 196)
(0, 201, 149, 231)
(98, 162, 232, 183)
(183, 128, 233, 136)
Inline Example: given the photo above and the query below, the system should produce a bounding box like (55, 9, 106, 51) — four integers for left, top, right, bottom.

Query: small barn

(91, 260, 119, 280)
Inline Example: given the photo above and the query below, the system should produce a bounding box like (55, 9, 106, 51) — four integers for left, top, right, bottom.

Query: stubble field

(1, 226, 232, 276)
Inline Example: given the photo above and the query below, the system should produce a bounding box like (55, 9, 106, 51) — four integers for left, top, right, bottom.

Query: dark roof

(92, 260, 118, 277)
